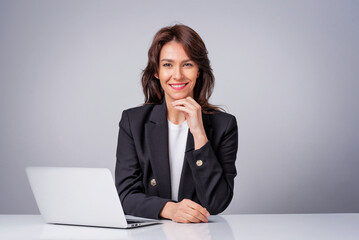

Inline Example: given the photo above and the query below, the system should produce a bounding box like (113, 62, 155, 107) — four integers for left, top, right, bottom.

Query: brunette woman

(115, 24, 238, 223)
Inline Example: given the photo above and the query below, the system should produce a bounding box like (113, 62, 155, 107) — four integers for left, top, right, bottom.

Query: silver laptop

(26, 167, 160, 228)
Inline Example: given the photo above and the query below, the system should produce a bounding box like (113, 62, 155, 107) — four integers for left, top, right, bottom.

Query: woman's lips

(169, 83, 188, 90)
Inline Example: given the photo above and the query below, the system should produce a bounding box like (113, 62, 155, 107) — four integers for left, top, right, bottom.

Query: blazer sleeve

(115, 110, 170, 219)
(185, 114, 238, 214)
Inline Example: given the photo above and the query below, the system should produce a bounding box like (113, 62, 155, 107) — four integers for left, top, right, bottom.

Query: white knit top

(168, 120, 189, 201)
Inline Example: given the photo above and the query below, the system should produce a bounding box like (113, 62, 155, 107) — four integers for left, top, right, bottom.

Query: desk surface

(1, 214, 358, 240)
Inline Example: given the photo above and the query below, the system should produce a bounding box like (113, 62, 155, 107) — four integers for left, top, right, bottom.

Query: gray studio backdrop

(0, 0, 358, 214)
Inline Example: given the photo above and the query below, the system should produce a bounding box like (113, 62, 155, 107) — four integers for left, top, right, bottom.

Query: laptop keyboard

(127, 219, 153, 224)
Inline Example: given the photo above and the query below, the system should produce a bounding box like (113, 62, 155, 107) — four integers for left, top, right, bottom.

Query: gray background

(0, 0, 358, 214)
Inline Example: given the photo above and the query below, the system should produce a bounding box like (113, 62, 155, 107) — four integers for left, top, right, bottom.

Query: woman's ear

(154, 73, 159, 79)
(197, 71, 200, 78)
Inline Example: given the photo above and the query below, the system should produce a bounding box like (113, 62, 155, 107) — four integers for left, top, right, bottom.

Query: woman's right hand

(160, 199, 210, 223)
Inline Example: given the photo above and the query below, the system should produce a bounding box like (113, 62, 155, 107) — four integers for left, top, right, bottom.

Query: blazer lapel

(145, 101, 171, 199)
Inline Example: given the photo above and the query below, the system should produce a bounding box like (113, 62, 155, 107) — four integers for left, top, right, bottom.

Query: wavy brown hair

(141, 24, 223, 113)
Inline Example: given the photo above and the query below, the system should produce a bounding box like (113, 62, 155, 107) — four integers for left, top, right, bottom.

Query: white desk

(0, 214, 358, 239)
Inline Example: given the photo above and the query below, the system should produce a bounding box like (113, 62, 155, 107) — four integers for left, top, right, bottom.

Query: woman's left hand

(172, 97, 208, 149)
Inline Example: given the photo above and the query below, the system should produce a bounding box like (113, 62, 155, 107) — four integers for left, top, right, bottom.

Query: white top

(168, 120, 189, 201)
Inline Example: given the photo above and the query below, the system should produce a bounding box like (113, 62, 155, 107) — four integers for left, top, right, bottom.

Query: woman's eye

(163, 63, 172, 67)
(183, 63, 193, 67)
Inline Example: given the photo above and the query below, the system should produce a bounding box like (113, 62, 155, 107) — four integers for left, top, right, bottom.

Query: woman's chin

(173, 93, 193, 100)
(165, 93, 191, 101)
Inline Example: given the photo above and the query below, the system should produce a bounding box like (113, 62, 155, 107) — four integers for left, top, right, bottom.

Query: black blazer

(115, 100, 238, 219)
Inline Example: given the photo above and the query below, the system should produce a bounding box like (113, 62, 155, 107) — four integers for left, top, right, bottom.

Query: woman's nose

(173, 66, 183, 80)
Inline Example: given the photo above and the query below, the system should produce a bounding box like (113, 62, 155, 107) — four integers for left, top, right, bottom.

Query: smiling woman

(155, 41, 199, 103)
(115, 24, 238, 223)
(141, 25, 219, 113)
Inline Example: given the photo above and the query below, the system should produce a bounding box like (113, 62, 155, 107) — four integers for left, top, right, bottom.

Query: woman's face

(155, 41, 199, 102)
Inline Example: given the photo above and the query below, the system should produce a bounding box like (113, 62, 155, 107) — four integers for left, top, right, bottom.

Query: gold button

(150, 179, 157, 186)
(196, 160, 203, 167)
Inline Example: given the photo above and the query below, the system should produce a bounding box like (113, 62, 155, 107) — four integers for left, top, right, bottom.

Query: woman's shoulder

(205, 110, 237, 121)
(122, 103, 155, 115)
(120, 103, 158, 124)
(121, 103, 157, 119)
(204, 110, 237, 130)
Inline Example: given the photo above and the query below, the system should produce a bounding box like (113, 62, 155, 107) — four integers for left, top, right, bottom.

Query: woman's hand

(172, 97, 208, 149)
(160, 199, 210, 223)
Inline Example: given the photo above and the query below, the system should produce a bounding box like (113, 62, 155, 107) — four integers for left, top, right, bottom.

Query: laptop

(26, 167, 160, 228)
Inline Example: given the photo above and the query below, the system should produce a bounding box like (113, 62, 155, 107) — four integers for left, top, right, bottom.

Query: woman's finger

(172, 99, 197, 110)
(182, 212, 202, 223)
(170, 199, 210, 223)
(175, 206, 207, 223)
(173, 105, 193, 114)
(178, 199, 209, 223)
(185, 97, 200, 107)
(183, 207, 208, 223)
(184, 199, 210, 219)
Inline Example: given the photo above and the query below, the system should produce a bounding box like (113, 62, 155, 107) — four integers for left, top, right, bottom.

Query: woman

(115, 24, 238, 223)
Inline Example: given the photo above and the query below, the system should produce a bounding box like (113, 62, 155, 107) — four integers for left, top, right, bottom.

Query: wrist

(159, 201, 176, 220)
(193, 132, 208, 150)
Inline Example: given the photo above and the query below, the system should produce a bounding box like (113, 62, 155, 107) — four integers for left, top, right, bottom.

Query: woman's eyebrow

(160, 59, 174, 62)
(160, 59, 192, 62)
